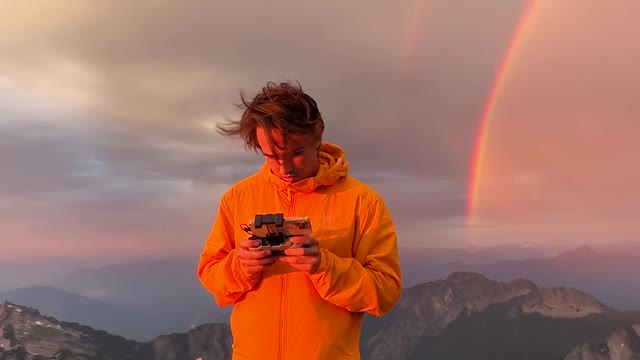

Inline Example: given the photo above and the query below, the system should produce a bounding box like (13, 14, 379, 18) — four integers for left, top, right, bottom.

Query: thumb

(289, 235, 305, 244)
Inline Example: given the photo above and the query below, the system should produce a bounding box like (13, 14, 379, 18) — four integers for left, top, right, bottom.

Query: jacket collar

(262, 141, 349, 193)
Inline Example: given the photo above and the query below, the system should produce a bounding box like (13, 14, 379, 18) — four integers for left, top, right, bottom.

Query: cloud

(1, 0, 638, 257)
(0, 90, 252, 256)
(0, 0, 527, 179)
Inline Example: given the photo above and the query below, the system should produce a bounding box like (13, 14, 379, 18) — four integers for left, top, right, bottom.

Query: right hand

(237, 239, 278, 275)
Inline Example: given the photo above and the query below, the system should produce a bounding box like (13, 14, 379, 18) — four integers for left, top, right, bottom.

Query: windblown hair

(216, 81, 324, 152)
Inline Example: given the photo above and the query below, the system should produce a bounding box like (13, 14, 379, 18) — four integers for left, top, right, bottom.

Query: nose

(280, 155, 295, 175)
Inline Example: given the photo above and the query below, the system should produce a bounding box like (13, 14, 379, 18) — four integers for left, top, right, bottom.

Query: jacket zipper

(278, 275, 286, 360)
(279, 185, 295, 359)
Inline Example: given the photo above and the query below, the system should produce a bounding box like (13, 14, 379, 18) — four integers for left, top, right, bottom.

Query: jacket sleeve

(197, 193, 260, 307)
(308, 195, 402, 316)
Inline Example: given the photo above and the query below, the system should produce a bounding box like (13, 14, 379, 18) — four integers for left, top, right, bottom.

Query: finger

(279, 261, 314, 273)
(238, 248, 272, 260)
(243, 264, 274, 274)
(239, 239, 261, 249)
(240, 256, 278, 266)
(289, 235, 317, 246)
(284, 246, 319, 257)
(279, 255, 315, 265)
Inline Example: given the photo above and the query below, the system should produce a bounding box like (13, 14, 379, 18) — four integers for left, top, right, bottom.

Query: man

(197, 81, 402, 360)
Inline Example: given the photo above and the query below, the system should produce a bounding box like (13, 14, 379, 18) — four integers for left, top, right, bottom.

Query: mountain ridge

(362, 271, 614, 360)
(0, 300, 232, 359)
(2, 271, 639, 359)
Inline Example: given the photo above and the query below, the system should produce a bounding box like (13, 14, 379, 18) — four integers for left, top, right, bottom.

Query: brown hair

(216, 81, 324, 152)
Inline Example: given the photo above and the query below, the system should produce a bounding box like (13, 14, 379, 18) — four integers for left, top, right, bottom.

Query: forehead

(255, 127, 313, 153)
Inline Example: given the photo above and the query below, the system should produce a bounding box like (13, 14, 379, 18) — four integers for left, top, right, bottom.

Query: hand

(237, 239, 278, 275)
(278, 235, 322, 273)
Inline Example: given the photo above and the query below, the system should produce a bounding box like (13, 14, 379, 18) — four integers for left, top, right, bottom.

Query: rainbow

(399, 0, 431, 84)
(466, 0, 540, 228)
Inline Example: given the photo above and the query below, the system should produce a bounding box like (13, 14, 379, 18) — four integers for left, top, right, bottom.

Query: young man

(197, 81, 402, 359)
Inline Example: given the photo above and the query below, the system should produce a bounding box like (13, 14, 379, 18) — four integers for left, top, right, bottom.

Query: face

(255, 127, 320, 183)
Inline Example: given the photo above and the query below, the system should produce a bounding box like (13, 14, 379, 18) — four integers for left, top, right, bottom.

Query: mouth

(280, 175, 297, 182)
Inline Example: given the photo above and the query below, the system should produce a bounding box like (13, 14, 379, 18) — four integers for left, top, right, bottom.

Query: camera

(245, 213, 312, 253)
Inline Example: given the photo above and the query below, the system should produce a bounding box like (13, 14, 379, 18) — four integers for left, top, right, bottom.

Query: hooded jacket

(198, 142, 402, 360)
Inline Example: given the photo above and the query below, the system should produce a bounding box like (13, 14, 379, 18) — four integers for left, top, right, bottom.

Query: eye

(265, 154, 284, 163)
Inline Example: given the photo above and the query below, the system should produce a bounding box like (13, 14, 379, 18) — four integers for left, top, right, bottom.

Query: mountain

(474, 247, 640, 311)
(4, 271, 640, 359)
(0, 286, 154, 341)
(360, 272, 640, 360)
(399, 244, 553, 265)
(555, 244, 600, 261)
(7, 244, 638, 342)
(0, 257, 122, 293)
(564, 323, 640, 360)
(401, 245, 640, 311)
(0, 300, 232, 359)
(39, 258, 231, 341)
(397, 244, 554, 290)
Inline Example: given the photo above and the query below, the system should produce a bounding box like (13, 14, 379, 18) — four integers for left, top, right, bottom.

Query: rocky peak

(362, 272, 611, 360)
(362, 272, 538, 360)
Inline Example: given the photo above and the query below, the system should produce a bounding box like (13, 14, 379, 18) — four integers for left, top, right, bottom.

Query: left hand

(279, 235, 322, 273)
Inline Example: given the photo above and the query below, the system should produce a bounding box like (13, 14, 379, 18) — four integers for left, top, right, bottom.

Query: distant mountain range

(2, 271, 640, 359)
(1, 258, 231, 341)
(400, 244, 640, 311)
(0, 286, 153, 341)
(1, 244, 639, 343)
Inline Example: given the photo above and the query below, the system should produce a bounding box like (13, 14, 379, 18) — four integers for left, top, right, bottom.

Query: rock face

(149, 324, 233, 360)
(563, 323, 640, 360)
(523, 286, 612, 318)
(361, 272, 612, 360)
(0, 301, 100, 358)
(0, 301, 232, 360)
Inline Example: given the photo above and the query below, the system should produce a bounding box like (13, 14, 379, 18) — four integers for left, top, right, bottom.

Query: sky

(1, 0, 638, 261)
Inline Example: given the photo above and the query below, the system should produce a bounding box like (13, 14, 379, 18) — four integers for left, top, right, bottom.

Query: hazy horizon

(3, 240, 640, 294)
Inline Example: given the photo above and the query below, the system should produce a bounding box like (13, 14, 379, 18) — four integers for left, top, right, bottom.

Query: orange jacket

(198, 142, 402, 360)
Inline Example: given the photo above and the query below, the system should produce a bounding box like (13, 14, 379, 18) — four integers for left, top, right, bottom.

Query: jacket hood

(262, 141, 349, 193)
